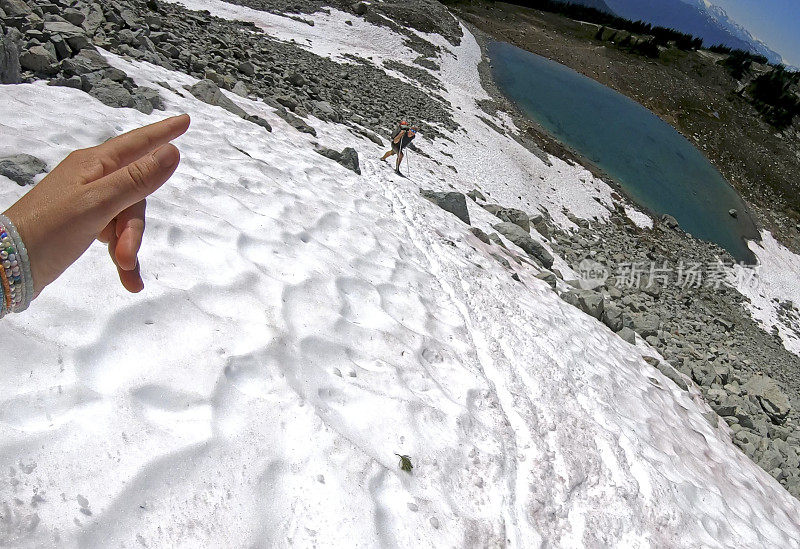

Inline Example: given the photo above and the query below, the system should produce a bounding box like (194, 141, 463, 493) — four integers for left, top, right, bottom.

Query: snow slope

(741, 232, 800, 356)
(1, 5, 800, 547)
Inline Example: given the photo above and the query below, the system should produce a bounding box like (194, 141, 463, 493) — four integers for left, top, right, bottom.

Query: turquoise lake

(488, 40, 758, 263)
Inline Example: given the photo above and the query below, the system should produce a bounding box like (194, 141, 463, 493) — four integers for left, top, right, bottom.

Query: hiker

(381, 121, 417, 175)
(0, 114, 190, 318)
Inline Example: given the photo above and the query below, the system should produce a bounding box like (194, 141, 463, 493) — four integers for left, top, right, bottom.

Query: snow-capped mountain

(604, 0, 784, 64)
(687, 0, 784, 63)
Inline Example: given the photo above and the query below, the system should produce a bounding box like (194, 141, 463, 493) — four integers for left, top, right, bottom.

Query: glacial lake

(488, 40, 758, 263)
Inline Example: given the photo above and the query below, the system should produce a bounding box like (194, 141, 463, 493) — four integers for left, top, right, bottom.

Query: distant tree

(594, 26, 605, 40)
(721, 50, 752, 81)
(748, 68, 800, 129)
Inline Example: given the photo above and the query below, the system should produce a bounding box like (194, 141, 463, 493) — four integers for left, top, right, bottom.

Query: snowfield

(1, 4, 800, 548)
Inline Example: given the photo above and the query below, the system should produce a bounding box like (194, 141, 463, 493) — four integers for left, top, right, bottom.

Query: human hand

(3, 114, 190, 297)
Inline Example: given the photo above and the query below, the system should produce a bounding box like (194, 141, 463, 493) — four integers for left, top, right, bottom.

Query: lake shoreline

(464, 19, 760, 264)
(454, 1, 800, 260)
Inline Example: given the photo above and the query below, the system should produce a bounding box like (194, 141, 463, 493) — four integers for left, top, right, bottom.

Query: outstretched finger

(92, 143, 180, 215)
(93, 114, 190, 176)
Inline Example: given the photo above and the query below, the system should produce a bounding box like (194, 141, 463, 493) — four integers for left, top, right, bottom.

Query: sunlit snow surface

(743, 231, 800, 355)
(1, 6, 800, 547)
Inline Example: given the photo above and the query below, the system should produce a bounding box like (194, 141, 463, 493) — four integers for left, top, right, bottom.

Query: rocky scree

(551, 204, 800, 500)
(0, 0, 457, 143)
(0, 0, 165, 114)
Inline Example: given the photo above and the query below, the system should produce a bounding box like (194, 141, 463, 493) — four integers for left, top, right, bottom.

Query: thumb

(93, 144, 180, 213)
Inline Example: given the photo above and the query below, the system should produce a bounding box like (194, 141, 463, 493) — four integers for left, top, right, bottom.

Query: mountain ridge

(573, 0, 784, 64)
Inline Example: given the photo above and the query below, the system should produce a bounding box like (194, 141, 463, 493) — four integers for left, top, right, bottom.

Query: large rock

(661, 214, 679, 230)
(188, 79, 247, 118)
(340, 147, 360, 175)
(315, 146, 360, 175)
(0, 0, 31, 17)
(420, 190, 470, 225)
(651, 360, 689, 391)
(562, 289, 605, 319)
(632, 313, 660, 338)
(535, 270, 557, 289)
(601, 304, 624, 332)
(481, 203, 503, 216)
(492, 222, 553, 268)
(237, 60, 255, 76)
(617, 327, 636, 344)
(61, 49, 109, 75)
(276, 109, 316, 136)
(19, 44, 57, 74)
(0, 29, 20, 84)
(0, 154, 47, 185)
(744, 375, 791, 424)
(495, 208, 530, 232)
(42, 20, 90, 51)
(89, 79, 133, 108)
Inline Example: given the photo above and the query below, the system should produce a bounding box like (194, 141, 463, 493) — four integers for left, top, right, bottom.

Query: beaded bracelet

(0, 214, 33, 317)
(0, 214, 33, 311)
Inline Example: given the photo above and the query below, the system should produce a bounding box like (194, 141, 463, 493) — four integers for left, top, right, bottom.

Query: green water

(488, 40, 758, 263)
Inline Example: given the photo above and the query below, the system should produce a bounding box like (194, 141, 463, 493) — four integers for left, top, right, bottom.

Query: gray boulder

(287, 73, 306, 86)
(744, 375, 791, 424)
(467, 189, 486, 202)
(633, 313, 660, 338)
(61, 49, 109, 75)
(232, 81, 249, 97)
(82, 4, 106, 35)
(315, 146, 360, 175)
(0, 154, 47, 185)
(62, 8, 86, 26)
(42, 20, 90, 51)
(0, 0, 31, 17)
(237, 60, 255, 76)
(601, 304, 624, 332)
(245, 114, 272, 132)
(340, 147, 360, 175)
(276, 95, 298, 111)
(19, 44, 57, 74)
(469, 227, 491, 244)
(89, 79, 133, 108)
(617, 327, 636, 344)
(276, 109, 316, 136)
(481, 203, 503, 216)
(492, 222, 553, 268)
(661, 214, 679, 230)
(575, 289, 605, 319)
(0, 29, 20, 84)
(649, 359, 688, 391)
(188, 79, 247, 118)
(420, 190, 470, 225)
(495, 208, 530, 232)
(535, 270, 557, 289)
